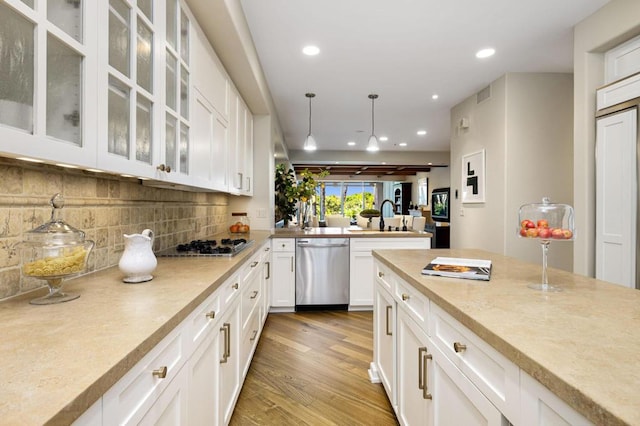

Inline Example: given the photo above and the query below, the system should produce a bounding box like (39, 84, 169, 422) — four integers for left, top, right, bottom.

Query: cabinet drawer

(430, 303, 520, 424)
(103, 323, 187, 425)
(221, 272, 241, 308)
(241, 270, 262, 332)
(188, 287, 221, 351)
(272, 238, 295, 252)
(240, 307, 261, 378)
(395, 277, 429, 332)
(375, 261, 394, 293)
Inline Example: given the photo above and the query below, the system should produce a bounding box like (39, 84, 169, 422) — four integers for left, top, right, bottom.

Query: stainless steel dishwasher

(295, 238, 350, 310)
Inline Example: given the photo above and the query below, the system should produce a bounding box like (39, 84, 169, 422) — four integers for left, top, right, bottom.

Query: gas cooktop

(158, 238, 254, 257)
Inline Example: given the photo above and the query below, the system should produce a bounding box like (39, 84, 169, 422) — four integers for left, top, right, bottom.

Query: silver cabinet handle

(453, 342, 467, 353)
(418, 347, 427, 391)
(385, 305, 393, 336)
(422, 351, 433, 400)
(250, 290, 259, 299)
(378, 271, 384, 278)
(152, 366, 167, 379)
(265, 261, 271, 279)
(251, 261, 258, 268)
(206, 310, 216, 319)
(402, 293, 410, 301)
(220, 322, 231, 363)
(232, 282, 239, 290)
(250, 329, 258, 341)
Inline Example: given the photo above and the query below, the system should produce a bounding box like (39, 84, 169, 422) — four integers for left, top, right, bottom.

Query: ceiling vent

(476, 85, 491, 104)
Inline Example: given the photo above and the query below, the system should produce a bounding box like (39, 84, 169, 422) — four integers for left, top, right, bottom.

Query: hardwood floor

(230, 311, 398, 426)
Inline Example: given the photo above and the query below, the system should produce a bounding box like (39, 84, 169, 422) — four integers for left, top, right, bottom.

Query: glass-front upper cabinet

(0, 0, 98, 166)
(162, 0, 190, 183)
(98, 0, 159, 177)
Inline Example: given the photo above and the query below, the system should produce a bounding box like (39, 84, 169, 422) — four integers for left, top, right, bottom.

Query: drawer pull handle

(401, 293, 410, 301)
(232, 283, 239, 290)
(265, 261, 271, 279)
(220, 322, 231, 363)
(250, 290, 259, 299)
(385, 305, 393, 336)
(378, 271, 384, 277)
(152, 366, 168, 379)
(250, 329, 258, 341)
(422, 352, 433, 400)
(251, 261, 259, 268)
(206, 310, 216, 319)
(453, 342, 467, 353)
(418, 347, 427, 390)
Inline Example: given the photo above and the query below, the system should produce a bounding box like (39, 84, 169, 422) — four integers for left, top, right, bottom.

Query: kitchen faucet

(378, 199, 396, 231)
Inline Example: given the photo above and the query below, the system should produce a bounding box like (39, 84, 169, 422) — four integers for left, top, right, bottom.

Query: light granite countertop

(0, 231, 272, 426)
(273, 226, 432, 238)
(372, 248, 640, 426)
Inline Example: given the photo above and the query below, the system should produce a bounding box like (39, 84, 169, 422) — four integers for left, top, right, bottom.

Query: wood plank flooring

(230, 311, 398, 426)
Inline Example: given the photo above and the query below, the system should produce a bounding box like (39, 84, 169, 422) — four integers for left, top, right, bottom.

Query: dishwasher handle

(297, 240, 349, 248)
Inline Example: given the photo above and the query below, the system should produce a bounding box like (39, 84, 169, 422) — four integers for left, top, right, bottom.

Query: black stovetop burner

(159, 238, 253, 257)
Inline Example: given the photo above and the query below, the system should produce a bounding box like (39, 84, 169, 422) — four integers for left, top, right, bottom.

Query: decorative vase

(298, 200, 312, 229)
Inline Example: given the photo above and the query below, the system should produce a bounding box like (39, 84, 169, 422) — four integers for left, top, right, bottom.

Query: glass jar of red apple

(518, 197, 574, 241)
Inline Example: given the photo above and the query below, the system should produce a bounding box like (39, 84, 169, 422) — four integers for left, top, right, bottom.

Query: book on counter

(422, 257, 492, 281)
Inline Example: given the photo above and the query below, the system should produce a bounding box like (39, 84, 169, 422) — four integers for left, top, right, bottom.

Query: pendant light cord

(309, 95, 312, 136)
(371, 96, 375, 136)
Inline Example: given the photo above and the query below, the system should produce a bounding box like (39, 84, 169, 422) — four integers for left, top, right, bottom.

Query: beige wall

(573, 0, 640, 276)
(0, 159, 229, 301)
(450, 73, 574, 271)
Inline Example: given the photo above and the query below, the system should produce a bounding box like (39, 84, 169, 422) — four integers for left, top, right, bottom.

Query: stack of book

(422, 257, 492, 281)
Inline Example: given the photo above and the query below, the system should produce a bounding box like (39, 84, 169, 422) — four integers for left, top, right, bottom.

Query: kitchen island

(372, 248, 640, 426)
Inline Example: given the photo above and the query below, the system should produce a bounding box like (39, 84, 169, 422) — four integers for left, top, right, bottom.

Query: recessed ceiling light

(381, 162, 387, 165)
(379, 136, 388, 142)
(476, 48, 495, 59)
(399, 142, 407, 147)
(417, 130, 427, 136)
(432, 94, 439, 100)
(302, 45, 320, 56)
(428, 162, 433, 165)
(347, 141, 356, 146)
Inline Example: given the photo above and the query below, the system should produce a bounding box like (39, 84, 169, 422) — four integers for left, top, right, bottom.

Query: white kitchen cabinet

(139, 363, 189, 425)
(271, 238, 296, 311)
(373, 273, 396, 410)
(103, 315, 189, 425)
(0, 0, 99, 167)
(520, 371, 591, 426)
(218, 299, 240, 426)
(227, 90, 254, 196)
(71, 398, 102, 426)
(261, 244, 272, 323)
(595, 108, 637, 288)
(349, 237, 430, 309)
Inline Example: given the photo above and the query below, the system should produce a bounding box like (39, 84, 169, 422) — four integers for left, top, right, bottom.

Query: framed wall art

(461, 149, 485, 203)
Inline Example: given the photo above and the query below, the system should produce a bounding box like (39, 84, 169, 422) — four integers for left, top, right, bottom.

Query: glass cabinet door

(104, 0, 157, 172)
(47, 0, 83, 43)
(163, 0, 190, 180)
(0, 2, 34, 133)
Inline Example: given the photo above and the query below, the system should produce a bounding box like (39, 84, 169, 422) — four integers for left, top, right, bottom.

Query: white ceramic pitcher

(119, 229, 157, 283)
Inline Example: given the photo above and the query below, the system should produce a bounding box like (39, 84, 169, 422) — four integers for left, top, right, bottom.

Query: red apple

(562, 229, 573, 239)
(526, 227, 539, 238)
(537, 219, 549, 228)
(538, 227, 552, 239)
(521, 219, 535, 229)
(551, 228, 564, 239)
(519, 228, 528, 237)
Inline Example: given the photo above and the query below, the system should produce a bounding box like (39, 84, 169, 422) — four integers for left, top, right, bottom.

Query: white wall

(450, 73, 574, 271)
(573, 0, 640, 277)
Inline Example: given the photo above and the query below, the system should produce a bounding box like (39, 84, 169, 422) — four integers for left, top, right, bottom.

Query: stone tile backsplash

(0, 159, 229, 300)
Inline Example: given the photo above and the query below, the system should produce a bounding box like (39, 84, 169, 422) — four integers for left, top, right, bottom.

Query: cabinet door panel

(187, 330, 219, 425)
(374, 283, 395, 408)
(271, 251, 295, 308)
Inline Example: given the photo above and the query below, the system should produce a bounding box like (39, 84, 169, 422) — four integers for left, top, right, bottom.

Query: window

(320, 182, 377, 220)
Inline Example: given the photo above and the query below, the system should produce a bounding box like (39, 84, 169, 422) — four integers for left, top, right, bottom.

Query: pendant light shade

(304, 93, 317, 151)
(367, 94, 379, 152)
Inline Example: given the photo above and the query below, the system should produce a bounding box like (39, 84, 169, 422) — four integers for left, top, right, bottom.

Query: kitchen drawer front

(272, 238, 295, 252)
(241, 249, 263, 283)
(351, 237, 430, 251)
(221, 272, 241, 308)
(430, 303, 520, 424)
(375, 261, 395, 294)
(241, 269, 262, 332)
(395, 276, 429, 332)
(103, 322, 187, 425)
(188, 286, 222, 351)
(240, 306, 261, 379)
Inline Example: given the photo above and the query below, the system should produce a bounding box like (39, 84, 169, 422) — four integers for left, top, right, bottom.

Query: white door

(596, 109, 637, 288)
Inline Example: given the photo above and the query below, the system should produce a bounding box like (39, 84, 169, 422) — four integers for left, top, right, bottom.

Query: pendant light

(303, 93, 317, 151)
(367, 94, 380, 152)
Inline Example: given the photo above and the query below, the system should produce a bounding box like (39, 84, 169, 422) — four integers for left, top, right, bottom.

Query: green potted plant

(274, 164, 298, 226)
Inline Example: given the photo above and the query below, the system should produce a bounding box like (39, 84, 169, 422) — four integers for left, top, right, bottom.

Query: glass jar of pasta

(19, 193, 94, 305)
